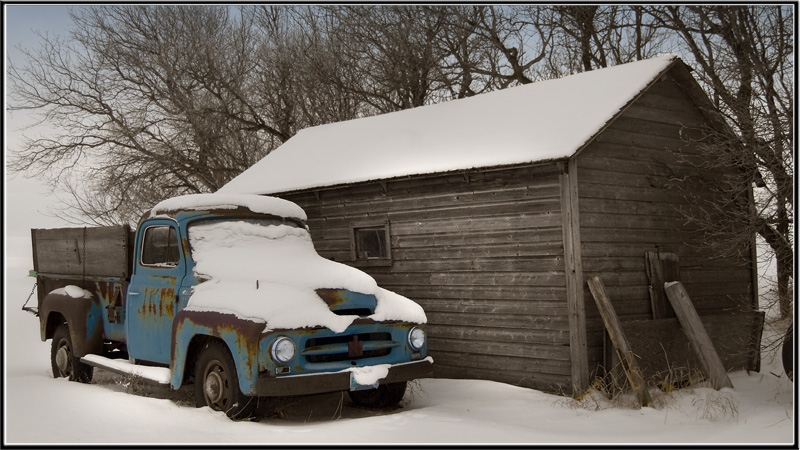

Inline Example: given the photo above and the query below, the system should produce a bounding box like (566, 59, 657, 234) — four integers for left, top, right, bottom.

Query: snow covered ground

(2, 176, 795, 446)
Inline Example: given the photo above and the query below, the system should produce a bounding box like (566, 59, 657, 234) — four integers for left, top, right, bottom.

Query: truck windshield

(186, 218, 311, 270)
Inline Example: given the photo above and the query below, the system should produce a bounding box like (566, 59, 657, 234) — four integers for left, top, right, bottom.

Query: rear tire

(194, 340, 265, 421)
(782, 324, 793, 381)
(50, 323, 93, 383)
(348, 381, 407, 409)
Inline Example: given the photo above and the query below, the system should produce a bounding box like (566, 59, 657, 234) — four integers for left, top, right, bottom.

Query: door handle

(128, 291, 140, 296)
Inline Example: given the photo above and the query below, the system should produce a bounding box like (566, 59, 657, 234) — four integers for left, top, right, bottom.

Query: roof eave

(267, 158, 573, 198)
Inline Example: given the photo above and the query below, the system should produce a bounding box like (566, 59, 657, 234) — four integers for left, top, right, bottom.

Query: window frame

(140, 224, 181, 268)
(350, 220, 392, 267)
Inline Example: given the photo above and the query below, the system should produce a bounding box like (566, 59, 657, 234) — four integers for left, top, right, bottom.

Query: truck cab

(29, 194, 432, 420)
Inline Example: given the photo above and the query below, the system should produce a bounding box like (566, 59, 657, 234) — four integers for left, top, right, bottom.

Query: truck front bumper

(256, 358, 433, 397)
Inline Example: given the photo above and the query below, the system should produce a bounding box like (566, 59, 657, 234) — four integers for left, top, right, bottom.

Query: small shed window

(351, 221, 392, 265)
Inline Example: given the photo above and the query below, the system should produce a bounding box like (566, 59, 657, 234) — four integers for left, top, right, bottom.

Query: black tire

(194, 340, 265, 421)
(348, 381, 407, 409)
(782, 324, 793, 382)
(50, 323, 93, 383)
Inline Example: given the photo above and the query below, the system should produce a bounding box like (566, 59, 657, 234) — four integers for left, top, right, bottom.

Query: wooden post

(560, 159, 589, 396)
(664, 282, 733, 390)
(587, 276, 652, 408)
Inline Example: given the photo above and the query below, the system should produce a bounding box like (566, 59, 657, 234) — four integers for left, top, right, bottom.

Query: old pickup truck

(24, 193, 432, 420)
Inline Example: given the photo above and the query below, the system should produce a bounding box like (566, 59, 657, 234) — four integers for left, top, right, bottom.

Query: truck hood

(184, 220, 426, 333)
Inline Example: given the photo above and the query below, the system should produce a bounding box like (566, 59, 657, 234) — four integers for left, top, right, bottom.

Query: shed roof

(221, 54, 679, 195)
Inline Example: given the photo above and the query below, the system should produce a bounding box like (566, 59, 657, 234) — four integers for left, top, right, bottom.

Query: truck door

(126, 220, 187, 364)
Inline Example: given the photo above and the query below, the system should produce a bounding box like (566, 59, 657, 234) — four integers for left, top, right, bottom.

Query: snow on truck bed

(169, 196, 425, 331)
(220, 54, 678, 195)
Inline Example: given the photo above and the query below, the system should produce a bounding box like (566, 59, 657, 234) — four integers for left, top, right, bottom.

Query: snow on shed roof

(221, 54, 678, 195)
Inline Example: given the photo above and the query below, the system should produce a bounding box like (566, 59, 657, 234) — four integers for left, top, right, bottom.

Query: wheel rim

(55, 338, 72, 376)
(203, 361, 229, 410)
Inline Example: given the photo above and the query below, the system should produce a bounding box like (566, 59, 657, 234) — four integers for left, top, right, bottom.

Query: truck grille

(302, 332, 396, 363)
(331, 308, 373, 317)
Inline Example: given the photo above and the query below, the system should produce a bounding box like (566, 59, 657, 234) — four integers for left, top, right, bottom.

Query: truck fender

(170, 310, 266, 395)
(40, 289, 103, 357)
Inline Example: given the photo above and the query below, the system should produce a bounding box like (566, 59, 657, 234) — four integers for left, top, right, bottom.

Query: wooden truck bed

(31, 225, 134, 307)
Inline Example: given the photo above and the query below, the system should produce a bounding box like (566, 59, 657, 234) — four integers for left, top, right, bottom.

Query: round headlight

(408, 327, 425, 351)
(271, 337, 296, 364)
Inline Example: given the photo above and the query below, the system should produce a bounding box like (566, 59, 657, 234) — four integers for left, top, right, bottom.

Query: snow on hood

(185, 219, 426, 332)
(150, 193, 307, 221)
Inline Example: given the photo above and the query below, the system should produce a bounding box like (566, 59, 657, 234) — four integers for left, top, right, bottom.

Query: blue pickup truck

(25, 194, 432, 420)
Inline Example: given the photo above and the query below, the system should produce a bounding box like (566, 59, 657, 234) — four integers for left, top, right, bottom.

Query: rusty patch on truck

(135, 287, 176, 319)
(160, 288, 175, 317)
(172, 310, 267, 380)
(40, 290, 104, 357)
(180, 236, 191, 260)
(315, 289, 348, 308)
(91, 281, 126, 325)
(315, 289, 378, 317)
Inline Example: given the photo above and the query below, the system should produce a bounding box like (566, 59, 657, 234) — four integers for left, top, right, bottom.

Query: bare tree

(456, 5, 549, 88)
(266, 6, 366, 125)
(8, 6, 282, 224)
(648, 5, 794, 317)
(427, 5, 668, 89)
(540, 5, 669, 76)
(304, 5, 451, 113)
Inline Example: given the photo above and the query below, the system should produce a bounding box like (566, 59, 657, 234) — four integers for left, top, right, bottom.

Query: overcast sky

(4, 5, 80, 274)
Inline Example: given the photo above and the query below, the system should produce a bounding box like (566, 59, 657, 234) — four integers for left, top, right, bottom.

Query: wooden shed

(221, 55, 762, 396)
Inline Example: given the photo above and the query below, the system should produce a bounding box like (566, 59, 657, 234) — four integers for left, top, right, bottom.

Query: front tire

(50, 323, 93, 383)
(194, 340, 264, 421)
(348, 381, 407, 409)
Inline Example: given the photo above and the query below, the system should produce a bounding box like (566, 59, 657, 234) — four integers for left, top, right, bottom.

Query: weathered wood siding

(32, 226, 132, 278)
(282, 164, 573, 393)
(575, 71, 756, 378)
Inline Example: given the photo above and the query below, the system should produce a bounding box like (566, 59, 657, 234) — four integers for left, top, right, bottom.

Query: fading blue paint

(85, 296, 103, 343)
(73, 205, 430, 399)
(95, 282, 127, 342)
(126, 218, 187, 365)
(170, 310, 266, 394)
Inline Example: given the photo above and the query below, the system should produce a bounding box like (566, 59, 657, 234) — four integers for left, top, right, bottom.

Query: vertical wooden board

(749, 311, 765, 372)
(747, 187, 760, 311)
(645, 252, 679, 320)
(664, 282, 733, 390)
(659, 253, 680, 282)
(560, 159, 589, 395)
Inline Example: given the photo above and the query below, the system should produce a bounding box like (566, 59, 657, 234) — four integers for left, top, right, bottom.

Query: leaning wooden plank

(587, 276, 652, 408)
(664, 281, 733, 390)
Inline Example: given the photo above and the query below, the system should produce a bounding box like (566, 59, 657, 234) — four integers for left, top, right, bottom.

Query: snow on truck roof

(150, 193, 308, 221)
(220, 54, 678, 195)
